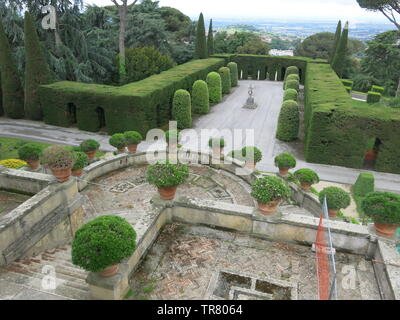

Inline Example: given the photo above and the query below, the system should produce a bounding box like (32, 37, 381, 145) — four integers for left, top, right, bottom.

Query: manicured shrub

(283, 89, 298, 102)
(42, 145, 75, 169)
(207, 19, 214, 56)
(206, 72, 222, 104)
(72, 152, 89, 170)
(353, 173, 375, 197)
(72, 216, 137, 272)
(285, 66, 299, 79)
(367, 91, 381, 104)
(227, 62, 239, 87)
(319, 187, 351, 210)
(286, 74, 300, 82)
(241, 146, 263, 163)
(18, 143, 43, 161)
(218, 67, 232, 95)
(146, 161, 189, 188)
(208, 138, 225, 148)
(165, 130, 182, 144)
(274, 153, 297, 169)
(371, 85, 384, 94)
(109, 134, 127, 150)
(172, 89, 192, 129)
(124, 131, 143, 145)
(331, 22, 349, 78)
(0, 159, 27, 169)
(276, 100, 299, 142)
(192, 80, 210, 114)
(251, 176, 291, 204)
(294, 169, 320, 185)
(341, 79, 354, 89)
(80, 139, 100, 152)
(194, 13, 208, 59)
(227, 149, 244, 161)
(345, 86, 352, 93)
(361, 191, 400, 224)
(285, 79, 300, 91)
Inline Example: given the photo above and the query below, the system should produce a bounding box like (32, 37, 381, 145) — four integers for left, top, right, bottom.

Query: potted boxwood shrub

(274, 153, 297, 175)
(319, 187, 351, 218)
(72, 216, 137, 278)
(109, 133, 127, 153)
(251, 176, 291, 215)
(294, 169, 320, 191)
(18, 143, 43, 170)
(124, 131, 143, 153)
(42, 145, 75, 183)
(80, 139, 100, 159)
(361, 191, 400, 238)
(165, 130, 182, 152)
(241, 146, 263, 170)
(146, 161, 189, 200)
(72, 152, 89, 177)
(209, 138, 225, 158)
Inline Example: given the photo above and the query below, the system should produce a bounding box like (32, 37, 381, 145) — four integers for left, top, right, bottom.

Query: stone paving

(128, 223, 381, 300)
(0, 191, 30, 219)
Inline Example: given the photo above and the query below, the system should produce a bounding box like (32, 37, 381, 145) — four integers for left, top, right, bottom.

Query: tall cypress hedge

(206, 71, 222, 104)
(192, 80, 209, 114)
(331, 22, 349, 78)
(227, 62, 238, 87)
(207, 19, 214, 56)
(172, 89, 192, 129)
(194, 13, 208, 59)
(0, 19, 24, 119)
(24, 12, 52, 120)
(218, 67, 231, 94)
(276, 100, 300, 142)
(330, 20, 342, 64)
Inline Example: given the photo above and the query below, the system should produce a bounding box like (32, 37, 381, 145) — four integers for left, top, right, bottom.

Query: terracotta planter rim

(97, 264, 120, 278)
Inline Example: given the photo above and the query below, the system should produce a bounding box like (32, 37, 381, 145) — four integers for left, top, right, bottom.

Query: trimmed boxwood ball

(285, 66, 299, 79)
(72, 152, 89, 170)
(192, 80, 210, 114)
(218, 67, 232, 95)
(146, 161, 189, 188)
(208, 138, 225, 148)
(361, 191, 400, 225)
(241, 146, 263, 163)
(124, 131, 143, 145)
(283, 89, 298, 102)
(172, 89, 192, 129)
(227, 62, 239, 87)
(319, 187, 351, 210)
(285, 79, 300, 91)
(72, 216, 137, 272)
(251, 176, 291, 204)
(18, 143, 43, 161)
(274, 153, 297, 169)
(80, 139, 100, 152)
(367, 91, 381, 104)
(286, 74, 300, 82)
(109, 134, 127, 149)
(294, 169, 320, 185)
(276, 100, 299, 142)
(206, 72, 222, 104)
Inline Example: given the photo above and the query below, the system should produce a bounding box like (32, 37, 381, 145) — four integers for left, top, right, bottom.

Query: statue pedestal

(243, 97, 258, 109)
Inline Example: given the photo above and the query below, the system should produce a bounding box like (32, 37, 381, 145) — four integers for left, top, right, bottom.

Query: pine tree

(194, 13, 208, 59)
(207, 19, 214, 56)
(331, 22, 349, 78)
(329, 20, 342, 64)
(0, 18, 24, 119)
(24, 12, 52, 120)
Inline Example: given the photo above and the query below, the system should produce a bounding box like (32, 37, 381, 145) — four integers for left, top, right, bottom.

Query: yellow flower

(0, 159, 28, 169)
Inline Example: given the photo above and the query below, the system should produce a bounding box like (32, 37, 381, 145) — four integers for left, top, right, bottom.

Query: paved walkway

(0, 80, 399, 192)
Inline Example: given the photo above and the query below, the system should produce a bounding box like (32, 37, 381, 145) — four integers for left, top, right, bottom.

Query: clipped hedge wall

(283, 89, 298, 102)
(285, 79, 300, 91)
(227, 62, 239, 87)
(206, 71, 222, 104)
(367, 91, 381, 104)
(192, 80, 209, 114)
(39, 58, 225, 135)
(172, 89, 192, 129)
(218, 67, 231, 95)
(371, 85, 384, 94)
(276, 100, 300, 142)
(341, 79, 354, 89)
(353, 173, 375, 197)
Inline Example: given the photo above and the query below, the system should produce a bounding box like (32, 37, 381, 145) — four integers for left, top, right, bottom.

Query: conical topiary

(227, 62, 238, 87)
(194, 13, 208, 59)
(219, 67, 231, 95)
(331, 22, 349, 78)
(207, 19, 214, 56)
(329, 20, 342, 64)
(172, 89, 192, 129)
(192, 80, 210, 114)
(206, 72, 222, 104)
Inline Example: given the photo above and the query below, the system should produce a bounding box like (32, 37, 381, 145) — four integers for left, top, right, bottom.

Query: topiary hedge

(146, 161, 189, 188)
(227, 62, 239, 87)
(294, 169, 320, 185)
(371, 85, 384, 94)
(18, 143, 43, 161)
(276, 100, 299, 142)
(361, 191, 400, 224)
(285, 66, 299, 79)
(124, 131, 143, 145)
(285, 79, 300, 91)
(192, 80, 209, 114)
(80, 139, 100, 152)
(251, 176, 291, 204)
(109, 133, 127, 150)
(367, 91, 381, 104)
(319, 186, 351, 210)
(286, 74, 300, 82)
(172, 89, 192, 129)
(241, 146, 263, 163)
(218, 67, 232, 95)
(206, 72, 222, 104)
(283, 89, 298, 102)
(274, 153, 297, 169)
(353, 173, 375, 197)
(72, 152, 89, 170)
(72, 216, 137, 272)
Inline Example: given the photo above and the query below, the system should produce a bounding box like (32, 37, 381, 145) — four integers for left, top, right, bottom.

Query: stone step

(31, 254, 87, 277)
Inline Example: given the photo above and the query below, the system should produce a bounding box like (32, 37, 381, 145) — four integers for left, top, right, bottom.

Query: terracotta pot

(72, 169, 83, 177)
(117, 147, 126, 154)
(364, 150, 377, 161)
(245, 162, 256, 170)
(27, 160, 40, 170)
(51, 167, 72, 183)
(97, 264, 119, 278)
(374, 222, 398, 238)
(301, 183, 312, 191)
(158, 185, 178, 200)
(258, 200, 281, 215)
(279, 167, 289, 175)
(328, 209, 339, 218)
(127, 144, 138, 153)
(84, 150, 97, 159)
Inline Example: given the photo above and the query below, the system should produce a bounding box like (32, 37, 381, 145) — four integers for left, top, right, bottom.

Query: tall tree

(24, 11, 52, 120)
(207, 19, 214, 56)
(194, 13, 207, 59)
(329, 20, 341, 63)
(357, 0, 400, 30)
(331, 22, 349, 78)
(0, 18, 24, 118)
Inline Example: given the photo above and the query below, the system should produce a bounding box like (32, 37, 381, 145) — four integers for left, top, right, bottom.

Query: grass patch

(0, 137, 50, 160)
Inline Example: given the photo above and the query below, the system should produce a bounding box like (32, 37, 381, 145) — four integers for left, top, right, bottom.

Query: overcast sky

(84, 0, 389, 23)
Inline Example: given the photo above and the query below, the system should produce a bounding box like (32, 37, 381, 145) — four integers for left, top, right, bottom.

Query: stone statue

(243, 84, 258, 109)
